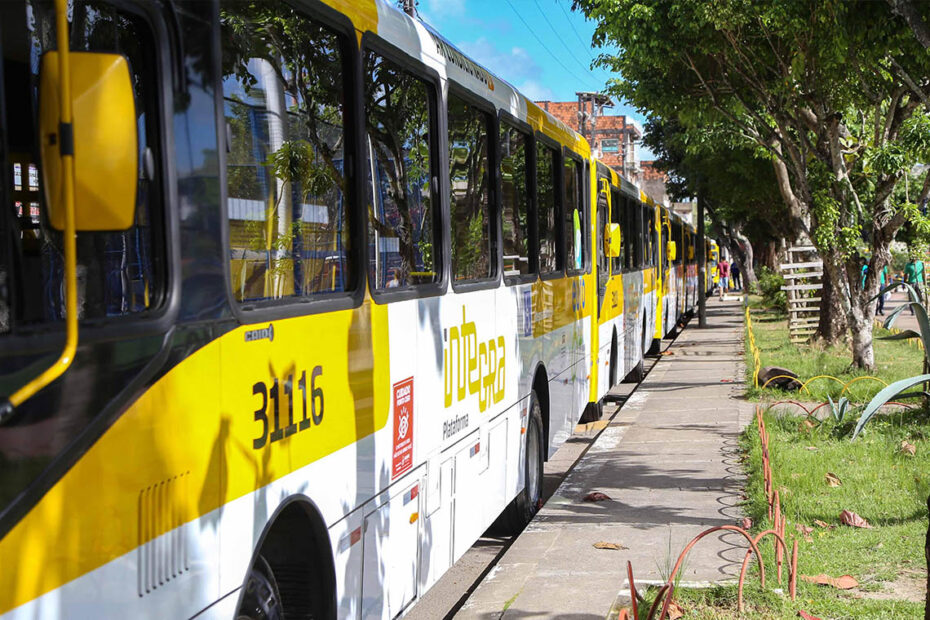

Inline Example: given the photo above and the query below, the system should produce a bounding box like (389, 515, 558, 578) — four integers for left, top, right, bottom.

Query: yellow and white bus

(0, 1, 708, 618)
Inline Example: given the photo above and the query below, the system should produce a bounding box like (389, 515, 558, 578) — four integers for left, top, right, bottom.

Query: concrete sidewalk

(458, 300, 753, 619)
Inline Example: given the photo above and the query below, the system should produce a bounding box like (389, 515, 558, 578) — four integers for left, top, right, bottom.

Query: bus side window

(221, 2, 353, 303)
(651, 209, 659, 267)
(536, 142, 561, 275)
(500, 122, 531, 279)
(365, 51, 439, 290)
(0, 0, 165, 333)
(623, 197, 635, 271)
(563, 155, 584, 274)
(448, 93, 492, 283)
(596, 177, 609, 311)
(610, 188, 622, 274)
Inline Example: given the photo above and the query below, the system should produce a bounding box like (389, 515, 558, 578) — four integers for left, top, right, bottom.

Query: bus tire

(236, 555, 284, 620)
(624, 359, 645, 383)
(609, 335, 618, 388)
(496, 393, 544, 534)
(236, 502, 336, 620)
(647, 337, 661, 355)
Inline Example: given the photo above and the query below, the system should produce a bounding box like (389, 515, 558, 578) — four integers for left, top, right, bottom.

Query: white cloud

(424, 0, 466, 18)
(458, 37, 542, 83)
(513, 79, 554, 101)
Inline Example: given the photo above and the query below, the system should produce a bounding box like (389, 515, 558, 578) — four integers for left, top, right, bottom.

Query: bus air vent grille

(137, 471, 191, 597)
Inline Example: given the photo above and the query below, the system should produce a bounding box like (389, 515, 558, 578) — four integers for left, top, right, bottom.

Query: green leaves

(852, 374, 930, 440)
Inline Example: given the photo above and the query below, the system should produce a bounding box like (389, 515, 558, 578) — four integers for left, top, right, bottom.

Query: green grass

(745, 296, 926, 403)
(650, 410, 930, 619)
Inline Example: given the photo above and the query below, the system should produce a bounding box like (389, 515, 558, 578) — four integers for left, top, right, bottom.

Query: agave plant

(852, 281, 930, 440)
(827, 394, 852, 424)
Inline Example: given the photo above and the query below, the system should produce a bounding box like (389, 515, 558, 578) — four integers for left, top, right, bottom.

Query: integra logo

(443, 307, 505, 412)
(244, 324, 274, 343)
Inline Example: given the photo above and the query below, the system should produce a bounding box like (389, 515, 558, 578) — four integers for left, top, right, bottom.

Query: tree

(643, 118, 795, 293)
(576, 0, 930, 369)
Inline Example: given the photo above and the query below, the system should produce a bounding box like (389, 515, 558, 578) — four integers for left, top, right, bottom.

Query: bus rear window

(0, 0, 165, 334)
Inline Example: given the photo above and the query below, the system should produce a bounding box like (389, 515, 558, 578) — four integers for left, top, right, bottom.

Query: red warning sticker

(392, 377, 414, 479)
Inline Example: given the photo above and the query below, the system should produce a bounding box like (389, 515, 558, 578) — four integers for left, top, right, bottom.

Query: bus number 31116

(252, 366, 324, 449)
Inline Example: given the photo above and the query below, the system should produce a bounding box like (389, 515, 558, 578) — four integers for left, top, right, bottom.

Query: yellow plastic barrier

(839, 375, 889, 396)
(750, 313, 890, 399)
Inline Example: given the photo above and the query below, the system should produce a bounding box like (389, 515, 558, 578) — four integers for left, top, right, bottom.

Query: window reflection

(365, 52, 437, 290)
(221, 1, 351, 303)
(448, 94, 491, 282)
(500, 123, 530, 277)
(0, 0, 163, 332)
(536, 143, 559, 275)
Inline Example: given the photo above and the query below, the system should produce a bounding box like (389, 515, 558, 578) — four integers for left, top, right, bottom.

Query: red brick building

(640, 160, 695, 223)
(640, 161, 668, 205)
(535, 93, 642, 184)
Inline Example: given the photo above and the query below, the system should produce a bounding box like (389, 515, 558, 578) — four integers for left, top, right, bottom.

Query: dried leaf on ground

(660, 350, 674, 356)
(840, 510, 872, 529)
(800, 573, 859, 590)
(805, 446, 818, 451)
(593, 541, 627, 550)
(799, 420, 817, 433)
(741, 517, 753, 530)
(795, 523, 814, 542)
(583, 491, 611, 502)
(667, 602, 684, 619)
(798, 611, 823, 620)
(813, 519, 834, 529)
(825, 472, 842, 487)
(901, 440, 917, 456)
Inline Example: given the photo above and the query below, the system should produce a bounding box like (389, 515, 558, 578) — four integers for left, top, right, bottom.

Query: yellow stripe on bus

(323, 0, 378, 41)
(0, 300, 391, 615)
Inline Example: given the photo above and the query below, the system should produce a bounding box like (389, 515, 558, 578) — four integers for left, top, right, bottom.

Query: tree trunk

(817, 267, 848, 344)
(733, 230, 758, 292)
(760, 241, 778, 272)
(849, 308, 875, 371)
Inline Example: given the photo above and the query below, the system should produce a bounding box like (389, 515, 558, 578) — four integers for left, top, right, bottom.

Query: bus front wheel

(236, 555, 284, 620)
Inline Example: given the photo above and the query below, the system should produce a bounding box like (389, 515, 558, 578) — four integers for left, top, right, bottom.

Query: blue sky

(415, 0, 651, 145)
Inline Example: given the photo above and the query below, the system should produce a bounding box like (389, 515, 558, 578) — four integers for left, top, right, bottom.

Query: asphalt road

(405, 345, 670, 619)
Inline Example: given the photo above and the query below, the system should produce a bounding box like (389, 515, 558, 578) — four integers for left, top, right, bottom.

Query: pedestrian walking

(731, 262, 741, 291)
(904, 255, 925, 314)
(718, 258, 730, 298)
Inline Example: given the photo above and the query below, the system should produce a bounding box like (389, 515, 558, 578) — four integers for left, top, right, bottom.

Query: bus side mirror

(40, 51, 138, 231)
(667, 241, 677, 261)
(605, 223, 621, 258)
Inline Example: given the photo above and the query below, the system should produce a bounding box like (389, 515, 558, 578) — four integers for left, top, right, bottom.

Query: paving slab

(458, 300, 752, 619)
